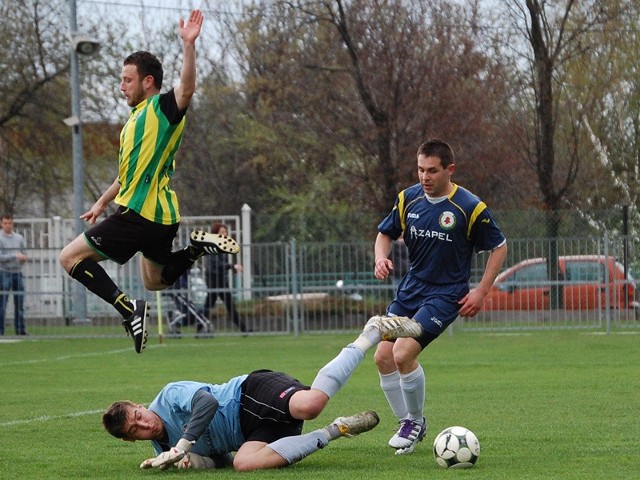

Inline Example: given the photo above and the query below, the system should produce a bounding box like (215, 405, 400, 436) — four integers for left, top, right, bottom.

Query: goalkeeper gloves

(175, 452, 216, 469)
(140, 438, 194, 470)
(175, 452, 234, 469)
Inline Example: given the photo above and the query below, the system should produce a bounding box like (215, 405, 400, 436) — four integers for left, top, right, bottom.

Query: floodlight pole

(69, 0, 88, 323)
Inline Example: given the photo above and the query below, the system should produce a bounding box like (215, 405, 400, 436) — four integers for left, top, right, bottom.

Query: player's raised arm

(174, 9, 203, 111)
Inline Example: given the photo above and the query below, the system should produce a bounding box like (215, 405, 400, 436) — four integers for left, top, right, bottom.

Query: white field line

(0, 345, 158, 427)
(0, 340, 238, 428)
(0, 346, 144, 367)
(0, 341, 219, 368)
(0, 409, 104, 427)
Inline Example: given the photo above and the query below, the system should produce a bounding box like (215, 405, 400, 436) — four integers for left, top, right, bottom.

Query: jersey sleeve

(182, 390, 220, 442)
(158, 89, 187, 125)
(377, 190, 406, 240)
(470, 206, 506, 253)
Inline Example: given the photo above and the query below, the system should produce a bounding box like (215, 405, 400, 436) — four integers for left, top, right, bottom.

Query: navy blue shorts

(239, 370, 309, 444)
(387, 273, 469, 347)
(83, 206, 179, 265)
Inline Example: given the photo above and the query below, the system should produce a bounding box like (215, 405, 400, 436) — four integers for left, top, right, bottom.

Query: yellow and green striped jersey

(115, 92, 185, 225)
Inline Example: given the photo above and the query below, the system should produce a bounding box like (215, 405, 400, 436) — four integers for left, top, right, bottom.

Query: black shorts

(83, 206, 179, 265)
(239, 370, 309, 444)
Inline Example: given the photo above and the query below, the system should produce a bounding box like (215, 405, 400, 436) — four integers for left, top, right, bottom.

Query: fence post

(604, 231, 611, 334)
(622, 205, 629, 309)
(290, 238, 300, 336)
(156, 291, 163, 343)
(52, 216, 65, 318)
(241, 204, 252, 300)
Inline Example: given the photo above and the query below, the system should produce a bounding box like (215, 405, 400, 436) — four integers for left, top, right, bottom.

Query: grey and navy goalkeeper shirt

(149, 375, 248, 457)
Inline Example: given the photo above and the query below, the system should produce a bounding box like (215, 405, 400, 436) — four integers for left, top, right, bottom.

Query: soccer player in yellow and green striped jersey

(59, 10, 239, 354)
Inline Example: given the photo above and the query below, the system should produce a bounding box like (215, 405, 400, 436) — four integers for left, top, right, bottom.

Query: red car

(483, 255, 639, 312)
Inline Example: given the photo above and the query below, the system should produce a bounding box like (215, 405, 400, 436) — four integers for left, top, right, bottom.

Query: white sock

(267, 430, 329, 465)
(400, 364, 425, 421)
(310, 345, 365, 397)
(379, 370, 408, 419)
(352, 324, 382, 352)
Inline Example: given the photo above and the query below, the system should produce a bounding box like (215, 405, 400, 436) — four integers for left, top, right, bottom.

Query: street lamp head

(63, 115, 80, 127)
(72, 34, 101, 55)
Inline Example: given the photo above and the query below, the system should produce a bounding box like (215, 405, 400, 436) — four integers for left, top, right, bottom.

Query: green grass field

(1, 330, 638, 479)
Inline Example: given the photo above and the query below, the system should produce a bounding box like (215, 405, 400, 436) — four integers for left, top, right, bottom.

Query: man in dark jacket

(203, 223, 249, 332)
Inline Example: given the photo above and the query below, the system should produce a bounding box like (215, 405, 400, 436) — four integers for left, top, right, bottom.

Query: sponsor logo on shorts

(91, 236, 102, 246)
(279, 386, 296, 398)
(430, 316, 442, 328)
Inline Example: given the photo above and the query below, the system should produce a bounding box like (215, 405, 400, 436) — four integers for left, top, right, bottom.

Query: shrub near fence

(2, 217, 639, 338)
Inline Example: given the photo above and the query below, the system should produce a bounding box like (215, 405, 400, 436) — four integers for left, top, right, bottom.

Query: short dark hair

(123, 51, 163, 89)
(1, 213, 13, 221)
(211, 222, 228, 234)
(417, 139, 455, 167)
(102, 401, 135, 439)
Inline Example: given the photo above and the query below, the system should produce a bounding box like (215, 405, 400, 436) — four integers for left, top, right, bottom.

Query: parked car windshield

(511, 263, 547, 284)
(565, 261, 605, 283)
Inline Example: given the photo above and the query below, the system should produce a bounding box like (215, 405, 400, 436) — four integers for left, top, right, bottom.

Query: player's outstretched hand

(175, 452, 217, 469)
(140, 438, 194, 470)
(179, 9, 203, 44)
(140, 447, 186, 470)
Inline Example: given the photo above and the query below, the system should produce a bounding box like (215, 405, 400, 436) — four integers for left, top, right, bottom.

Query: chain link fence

(2, 209, 638, 338)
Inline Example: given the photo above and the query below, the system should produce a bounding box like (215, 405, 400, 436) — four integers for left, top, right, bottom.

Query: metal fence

(2, 219, 638, 338)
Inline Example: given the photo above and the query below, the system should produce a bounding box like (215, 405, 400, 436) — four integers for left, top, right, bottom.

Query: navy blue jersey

(378, 183, 505, 285)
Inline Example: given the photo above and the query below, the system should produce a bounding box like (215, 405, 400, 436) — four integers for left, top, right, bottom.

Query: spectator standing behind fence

(372, 139, 508, 455)
(204, 223, 250, 333)
(0, 214, 28, 336)
(58, 10, 239, 354)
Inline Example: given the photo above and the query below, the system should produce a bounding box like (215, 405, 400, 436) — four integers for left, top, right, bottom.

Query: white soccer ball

(432, 426, 480, 469)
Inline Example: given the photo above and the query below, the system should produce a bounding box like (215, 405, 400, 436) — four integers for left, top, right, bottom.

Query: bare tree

(506, 1, 623, 226)
(205, 0, 518, 243)
(0, 0, 72, 214)
(0, 0, 225, 217)
(503, 1, 624, 306)
(294, 0, 520, 213)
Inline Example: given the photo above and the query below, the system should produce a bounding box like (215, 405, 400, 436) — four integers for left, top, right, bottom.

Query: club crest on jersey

(439, 211, 456, 229)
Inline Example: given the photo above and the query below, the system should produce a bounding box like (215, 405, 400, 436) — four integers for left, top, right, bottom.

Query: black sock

(160, 247, 197, 286)
(69, 259, 133, 318)
(186, 245, 202, 261)
(113, 292, 135, 319)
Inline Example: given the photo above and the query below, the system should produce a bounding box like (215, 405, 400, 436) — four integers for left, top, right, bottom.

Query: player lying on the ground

(102, 315, 423, 471)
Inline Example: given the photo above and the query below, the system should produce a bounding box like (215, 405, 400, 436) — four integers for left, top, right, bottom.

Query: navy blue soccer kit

(378, 183, 506, 336)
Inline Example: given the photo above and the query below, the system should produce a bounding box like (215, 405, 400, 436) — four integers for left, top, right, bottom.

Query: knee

(290, 390, 328, 420)
(391, 349, 418, 371)
(59, 237, 90, 273)
(232, 460, 248, 472)
(374, 343, 417, 372)
(373, 347, 396, 372)
(298, 397, 327, 420)
(232, 457, 256, 472)
(232, 453, 286, 472)
(142, 280, 166, 291)
(59, 246, 72, 271)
